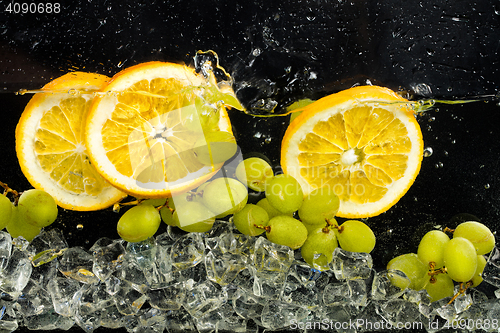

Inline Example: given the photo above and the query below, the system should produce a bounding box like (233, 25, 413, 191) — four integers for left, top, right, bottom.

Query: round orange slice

(281, 85, 424, 218)
(15, 72, 127, 211)
(84, 61, 236, 198)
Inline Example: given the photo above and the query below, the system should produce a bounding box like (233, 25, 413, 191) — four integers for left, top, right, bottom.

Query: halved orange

(15, 72, 127, 211)
(85, 61, 239, 198)
(281, 85, 424, 218)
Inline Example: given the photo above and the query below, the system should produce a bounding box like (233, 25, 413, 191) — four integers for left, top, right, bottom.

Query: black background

(1, 0, 500, 332)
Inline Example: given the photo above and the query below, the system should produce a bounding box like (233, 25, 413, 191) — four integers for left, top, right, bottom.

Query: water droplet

(252, 48, 262, 57)
(264, 137, 272, 144)
(443, 150, 449, 156)
(451, 139, 456, 144)
(428, 117, 435, 122)
(447, 87, 453, 92)
(434, 162, 444, 168)
(423, 147, 433, 157)
(68, 89, 79, 96)
(76, 224, 84, 230)
(484, 184, 491, 189)
(254, 132, 262, 139)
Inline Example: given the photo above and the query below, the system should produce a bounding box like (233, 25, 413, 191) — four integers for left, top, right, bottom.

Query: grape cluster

(0, 187, 58, 241)
(118, 157, 377, 273)
(387, 221, 495, 302)
(232, 157, 376, 270)
(116, 176, 249, 242)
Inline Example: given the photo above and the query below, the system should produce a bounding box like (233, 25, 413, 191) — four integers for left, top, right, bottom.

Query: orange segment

(282, 85, 423, 218)
(85, 61, 237, 198)
(15, 72, 127, 211)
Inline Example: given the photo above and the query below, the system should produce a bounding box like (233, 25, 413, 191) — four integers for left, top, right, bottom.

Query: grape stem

(254, 224, 271, 233)
(0, 180, 20, 204)
(447, 281, 473, 305)
(443, 227, 455, 234)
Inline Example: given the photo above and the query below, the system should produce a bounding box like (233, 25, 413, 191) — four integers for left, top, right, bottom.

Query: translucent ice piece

(482, 246, 500, 288)
(165, 307, 197, 332)
(90, 237, 126, 282)
(372, 269, 408, 301)
(232, 288, 265, 325)
(330, 247, 373, 280)
(261, 299, 310, 330)
(0, 248, 32, 297)
(171, 233, 205, 271)
(195, 301, 247, 333)
(0, 231, 12, 270)
(99, 305, 125, 329)
(46, 276, 81, 317)
(23, 308, 75, 331)
(16, 279, 53, 317)
(147, 282, 185, 311)
(205, 236, 246, 286)
(182, 280, 228, 318)
(59, 247, 99, 284)
(28, 229, 68, 267)
(113, 279, 148, 316)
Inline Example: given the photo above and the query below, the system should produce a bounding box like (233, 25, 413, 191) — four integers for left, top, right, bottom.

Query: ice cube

(170, 233, 205, 271)
(0, 248, 32, 297)
(16, 279, 53, 317)
(482, 246, 500, 288)
(59, 247, 99, 284)
(90, 237, 126, 282)
(28, 229, 68, 267)
(182, 280, 228, 318)
(0, 231, 12, 270)
(330, 248, 373, 280)
(46, 276, 81, 317)
(371, 269, 408, 301)
(261, 299, 310, 330)
(147, 282, 185, 311)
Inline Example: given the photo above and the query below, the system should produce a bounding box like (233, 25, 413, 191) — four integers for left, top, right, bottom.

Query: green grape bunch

(387, 220, 495, 303)
(0, 181, 59, 241)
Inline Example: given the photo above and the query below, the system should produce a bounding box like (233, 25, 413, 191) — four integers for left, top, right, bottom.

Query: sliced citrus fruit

(16, 72, 127, 211)
(281, 85, 424, 218)
(85, 61, 239, 198)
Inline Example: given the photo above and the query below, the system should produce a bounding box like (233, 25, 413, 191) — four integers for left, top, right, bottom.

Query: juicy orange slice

(15, 72, 127, 211)
(85, 61, 236, 198)
(281, 85, 424, 218)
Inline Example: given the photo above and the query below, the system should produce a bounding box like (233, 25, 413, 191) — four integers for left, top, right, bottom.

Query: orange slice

(85, 61, 237, 198)
(281, 85, 424, 218)
(15, 72, 127, 211)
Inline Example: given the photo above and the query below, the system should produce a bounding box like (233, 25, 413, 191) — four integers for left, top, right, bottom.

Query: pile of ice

(1, 221, 500, 333)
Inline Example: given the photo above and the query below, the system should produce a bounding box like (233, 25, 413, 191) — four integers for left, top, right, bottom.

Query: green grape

(192, 182, 211, 203)
(387, 253, 428, 290)
(173, 201, 215, 233)
(117, 205, 161, 243)
(202, 177, 248, 218)
(471, 255, 487, 287)
(6, 207, 41, 241)
(453, 221, 495, 255)
(235, 157, 274, 192)
(300, 226, 338, 270)
(298, 187, 339, 226)
(265, 174, 303, 214)
(17, 189, 58, 228)
(417, 230, 450, 269)
(334, 220, 376, 253)
(423, 273, 455, 303)
(263, 215, 308, 250)
(160, 194, 193, 227)
(194, 131, 237, 165)
(256, 198, 290, 219)
(232, 204, 269, 236)
(443, 237, 478, 282)
(0, 195, 14, 230)
(139, 198, 167, 207)
(287, 98, 314, 123)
